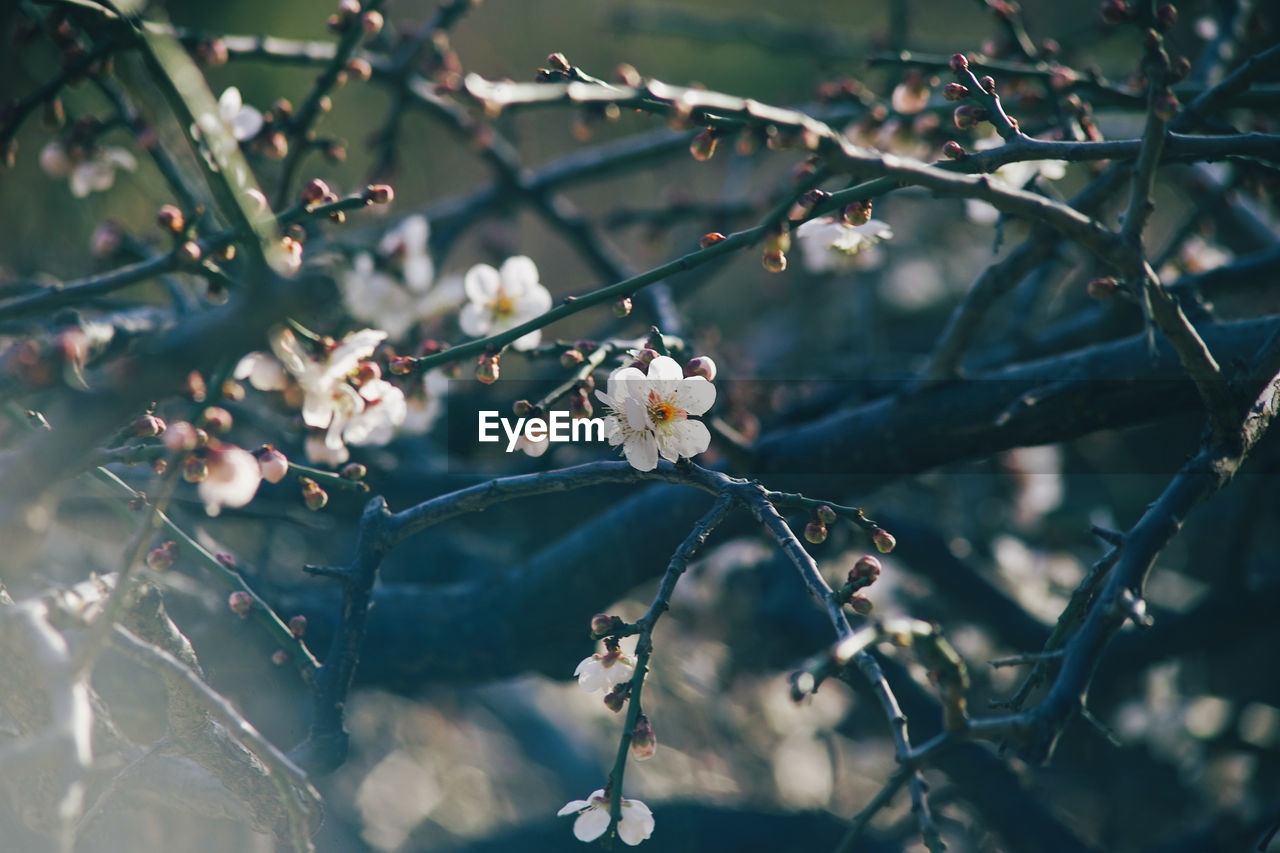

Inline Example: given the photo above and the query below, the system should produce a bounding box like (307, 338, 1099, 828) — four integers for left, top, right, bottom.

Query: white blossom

(234, 351, 288, 391)
(198, 442, 262, 517)
(794, 217, 894, 275)
(965, 134, 1067, 224)
(557, 789, 654, 846)
(378, 215, 434, 292)
(459, 256, 552, 350)
(216, 87, 264, 142)
(41, 140, 138, 197)
(574, 647, 636, 693)
(595, 356, 715, 472)
(343, 378, 407, 447)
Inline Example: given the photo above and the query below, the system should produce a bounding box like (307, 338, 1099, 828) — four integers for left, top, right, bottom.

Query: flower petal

(231, 105, 264, 141)
(218, 87, 244, 121)
(662, 418, 710, 460)
(623, 431, 659, 472)
(511, 328, 543, 351)
(499, 255, 540, 295)
(510, 281, 552, 317)
(464, 263, 501, 303)
(617, 800, 655, 846)
(673, 377, 716, 416)
(557, 800, 591, 817)
(459, 302, 491, 338)
(573, 807, 611, 843)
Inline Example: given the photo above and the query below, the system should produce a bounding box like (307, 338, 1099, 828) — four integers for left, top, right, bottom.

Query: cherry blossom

(574, 646, 636, 693)
(459, 256, 552, 350)
(41, 140, 137, 198)
(557, 789, 654, 846)
(595, 356, 716, 472)
(198, 442, 262, 517)
(794, 217, 894, 275)
(215, 87, 264, 142)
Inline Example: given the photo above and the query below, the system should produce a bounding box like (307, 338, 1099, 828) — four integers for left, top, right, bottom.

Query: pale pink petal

(464, 263, 502, 303)
(573, 807, 611, 843)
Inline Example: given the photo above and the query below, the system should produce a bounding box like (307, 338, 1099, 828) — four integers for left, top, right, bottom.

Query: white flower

(459, 256, 552, 351)
(574, 647, 636, 693)
(342, 254, 419, 340)
(343, 378, 407, 446)
(794, 217, 894, 275)
(216, 87, 264, 142)
(516, 432, 550, 457)
(270, 327, 387, 451)
(42, 140, 138, 197)
(199, 442, 262, 517)
(966, 134, 1067, 224)
(595, 356, 715, 472)
(557, 789, 654, 846)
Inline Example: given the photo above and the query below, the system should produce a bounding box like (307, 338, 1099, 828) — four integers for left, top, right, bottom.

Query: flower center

(646, 391, 682, 426)
(491, 293, 514, 316)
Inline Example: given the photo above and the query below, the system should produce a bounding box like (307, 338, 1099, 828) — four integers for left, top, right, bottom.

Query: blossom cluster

(597, 355, 717, 471)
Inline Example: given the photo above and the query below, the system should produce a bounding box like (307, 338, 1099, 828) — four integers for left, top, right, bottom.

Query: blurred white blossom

(966, 134, 1067, 224)
(574, 647, 636, 693)
(198, 442, 262, 517)
(41, 140, 137, 197)
(794, 217, 893, 275)
(459, 256, 552, 350)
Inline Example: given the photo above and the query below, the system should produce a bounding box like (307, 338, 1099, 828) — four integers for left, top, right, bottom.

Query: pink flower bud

(849, 555, 882, 584)
(591, 613, 616, 636)
(300, 478, 329, 511)
(631, 348, 658, 370)
(603, 686, 627, 712)
(560, 348, 585, 368)
(183, 455, 209, 483)
(361, 10, 383, 34)
(569, 389, 593, 419)
(1156, 2, 1176, 31)
(683, 356, 716, 381)
(943, 83, 969, 101)
(476, 354, 500, 384)
(365, 183, 394, 204)
(288, 615, 307, 638)
(631, 714, 657, 760)
(849, 595, 874, 615)
(255, 445, 289, 483)
(1086, 277, 1120, 300)
(942, 140, 967, 159)
(301, 178, 331, 206)
(762, 250, 787, 273)
(871, 527, 896, 553)
(200, 406, 233, 434)
(815, 505, 837, 525)
(228, 590, 253, 617)
(271, 650, 290, 665)
(690, 130, 718, 162)
(699, 232, 727, 249)
(130, 413, 166, 438)
(388, 356, 414, 375)
(949, 53, 969, 74)
(804, 522, 828, 544)
(146, 541, 177, 571)
(341, 462, 367, 481)
(1099, 0, 1130, 23)
(842, 200, 873, 226)
(156, 204, 184, 233)
(613, 297, 633, 317)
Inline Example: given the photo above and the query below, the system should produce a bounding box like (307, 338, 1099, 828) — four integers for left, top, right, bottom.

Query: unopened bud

(361, 10, 384, 35)
(613, 296, 633, 317)
(1100, 0, 1130, 23)
(762, 250, 787, 273)
(849, 554, 882, 584)
(1169, 55, 1191, 82)
(365, 183, 394, 205)
(177, 241, 202, 265)
(804, 522, 828, 544)
(871, 527, 896, 553)
(699, 232, 727, 249)
(288, 615, 308, 637)
(849, 595, 874, 615)
(763, 226, 791, 256)
(200, 406, 233, 434)
(683, 356, 717, 381)
(631, 348, 658, 369)
(146, 541, 177, 571)
(1156, 2, 1177, 32)
(228, 590, 253, 617)
(690, 129, 718, 162)
(183, 455, 209, 483)
(301, 478, 329, 511)
(560, 348, 585, 368)
(603, 685, 627, 712)
(341, 462, 367, 480)
(130, 413, 166, 438)
(980, 75, 996, 94)
(953, 104, 978, 130)
(815, 505, 837, 525)
(1153, 89, 1179, 121)
(631, 714, 657, 760)
(301, 178, 331, 206)
(513, 399, 533, 417)
(216, 552, 237, 569)
(943, 83, 969, 101)
(949, 53, 969, 74)
(591, 613, 616, 636)
(942, 140, 967, 159)
(271, 650, 290, 665)
(569, 389, 593, 419)
(347, 57, 373, 81)
(388, 356, 414, 375)
(257, 445, 290, 483)
(476, 354, 500, 384)
(843, 200, 873, 226)
(163, 421, 199, 452)
(156, 204, 184, 233)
